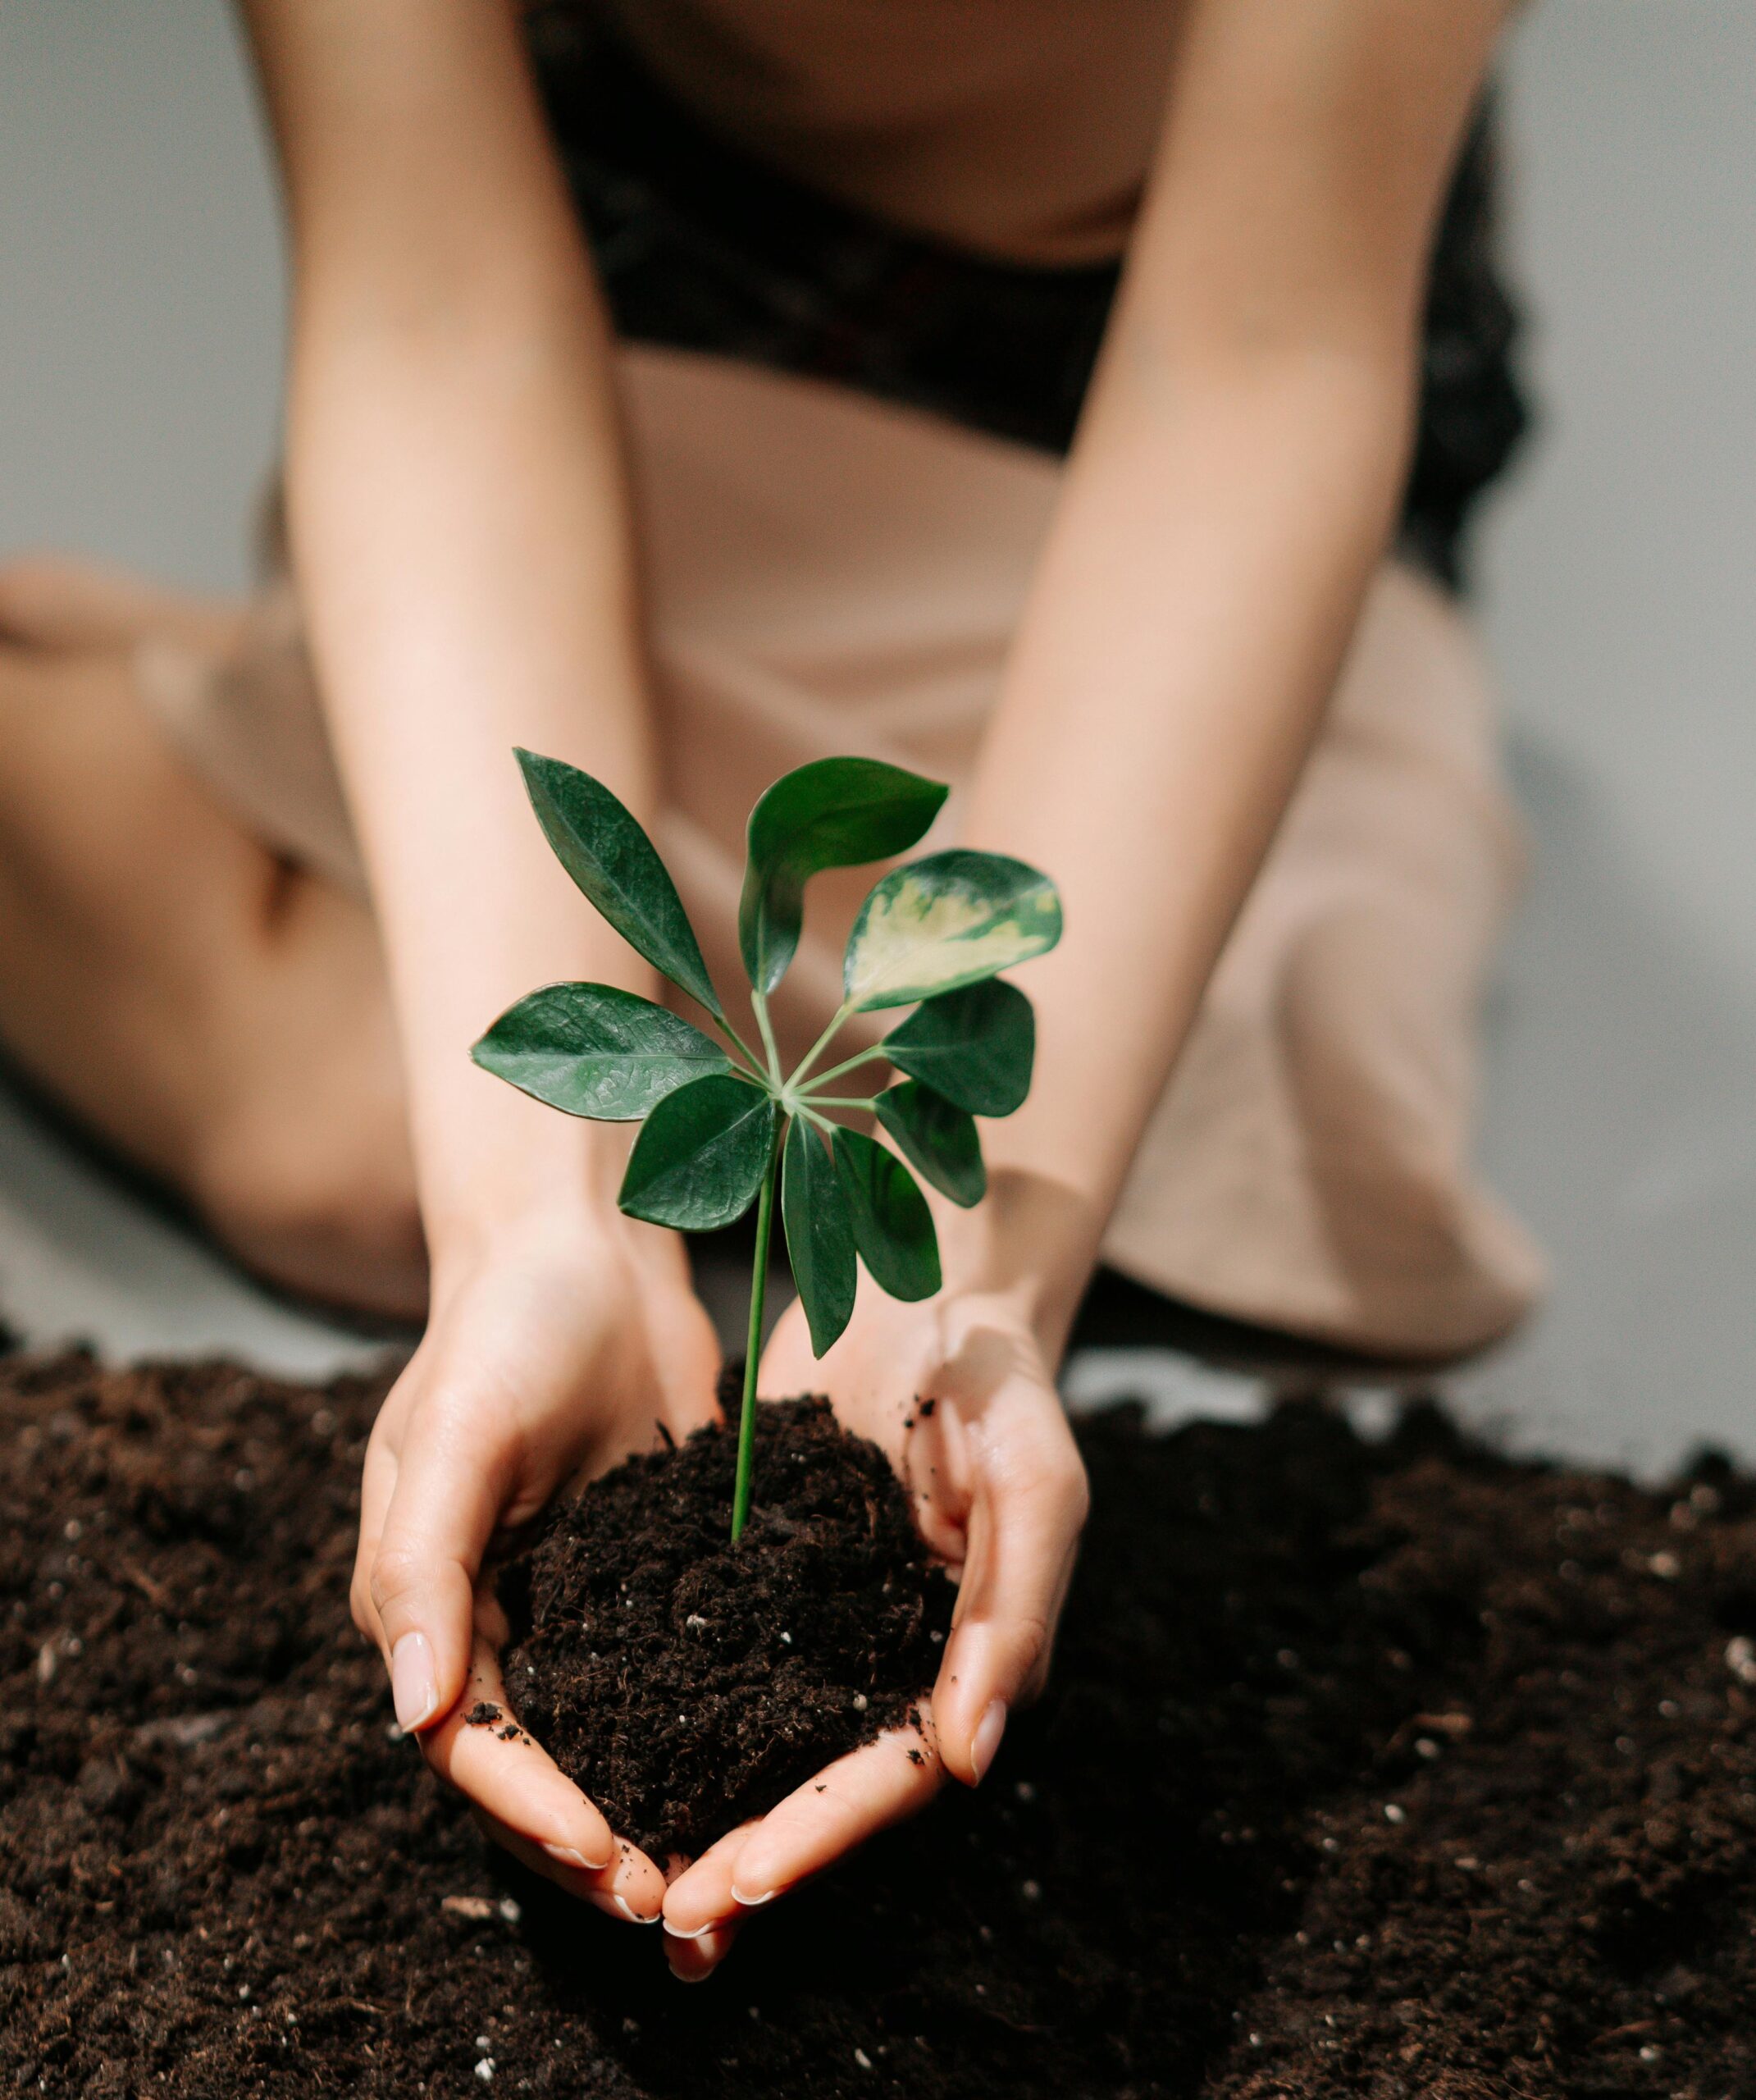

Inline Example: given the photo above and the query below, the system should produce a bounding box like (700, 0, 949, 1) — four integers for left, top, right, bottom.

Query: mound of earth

(501, 1393, 954, 1859)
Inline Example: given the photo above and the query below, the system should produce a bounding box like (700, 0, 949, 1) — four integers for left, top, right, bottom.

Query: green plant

(472, 751, 1062, 1542)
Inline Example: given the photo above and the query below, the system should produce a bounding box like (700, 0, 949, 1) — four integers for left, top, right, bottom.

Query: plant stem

(719, 1029, 769, 1083)
(751, 990, 784, 1088)
(788, 998, 856, 1089)
(691, 993, 766, 1082)
(799, 1043, 888, 1094)
(806, 1094, 880, 1111)
(731, 1118, 786, 1543)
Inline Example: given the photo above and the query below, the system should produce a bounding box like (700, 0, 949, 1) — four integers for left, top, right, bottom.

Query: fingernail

(390, 1632, 439, 1731)
(663, 1917, 712, 1940)
(971, 1698, 1007, 1783)
(544, 1841, 613, 1875)
(613, 1895, 661, 1926)
(728, 1883, 778, 1908)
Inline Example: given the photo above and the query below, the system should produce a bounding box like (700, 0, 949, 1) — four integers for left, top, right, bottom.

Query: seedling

(473, 752, 1061, 1541)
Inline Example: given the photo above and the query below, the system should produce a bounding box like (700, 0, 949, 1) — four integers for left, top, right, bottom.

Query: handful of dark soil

(499, 1394, 954, 1857)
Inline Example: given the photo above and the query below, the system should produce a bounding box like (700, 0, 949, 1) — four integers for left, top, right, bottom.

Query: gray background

(0, 2, 1750, 1468)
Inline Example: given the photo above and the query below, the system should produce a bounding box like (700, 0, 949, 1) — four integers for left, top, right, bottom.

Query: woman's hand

(660, 1279, 1088, 1979)
(351, 1208, 722, 1924)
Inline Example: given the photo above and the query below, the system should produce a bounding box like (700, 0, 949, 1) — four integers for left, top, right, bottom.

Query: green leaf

(843, 850, 1061, 1012)
(517, 749, 723, 1020)
(782, 1117, 857, 1355)
(874, 1083, 986, 1209)
(471, 983, 732, 1121)
(618, 1073, 777, 1230)
(832, 1127, 941, 1302)
(739, 757, 948, 996)
(882, 979, 1035, 1117)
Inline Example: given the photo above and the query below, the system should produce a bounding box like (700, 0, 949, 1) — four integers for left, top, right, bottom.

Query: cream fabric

(137, 345, 1545, 1360)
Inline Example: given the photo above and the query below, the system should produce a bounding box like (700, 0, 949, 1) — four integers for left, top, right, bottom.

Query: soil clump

(500, 1392, 952, 1857)
(2, 1349, 1756, 2097)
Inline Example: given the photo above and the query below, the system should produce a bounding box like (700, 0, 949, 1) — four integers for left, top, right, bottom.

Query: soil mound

(2, 1350, 1755, 2098)
(502, 1392, 954, 1857)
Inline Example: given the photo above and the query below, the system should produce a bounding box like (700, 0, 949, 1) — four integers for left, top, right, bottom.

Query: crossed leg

(0, 556, 426, 1322)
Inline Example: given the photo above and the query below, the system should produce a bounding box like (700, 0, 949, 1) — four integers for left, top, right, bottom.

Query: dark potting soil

(5, 1355, 1756, 2098)
(499, 1392, 954, 1858)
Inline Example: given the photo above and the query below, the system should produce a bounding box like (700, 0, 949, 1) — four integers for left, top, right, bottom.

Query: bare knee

(203, 1102, 427, 1324)
(194, 882, 428, 1324)
(0, 552, 241, 655)
(0, 554, 84, 641)
(0, 598, 422, 1324)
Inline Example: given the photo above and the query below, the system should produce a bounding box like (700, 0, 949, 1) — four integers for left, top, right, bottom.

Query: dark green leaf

(874, 1083, 986, 1209)
(782, 1117, 857, 1355)
(831, 1127, 941, 1302)
(739, 758, 948, 996)
(618, 1073, 776, 1230)
(882, 979, 1035, 1117)
(843, 849, 1062, 1011)
(471, 983, 732, 1121)
(517, 748, 723, 1020)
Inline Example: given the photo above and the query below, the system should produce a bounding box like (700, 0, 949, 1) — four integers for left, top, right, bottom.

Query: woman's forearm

(935, 0, 1507, 1346)
(285, 304, 656, 1254)
(250, 1, 656, 1258)
(944, 348, 1413, 1344)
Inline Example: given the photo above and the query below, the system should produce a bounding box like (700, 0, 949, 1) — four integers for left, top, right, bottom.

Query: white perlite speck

(474, 2058, 495, 2084)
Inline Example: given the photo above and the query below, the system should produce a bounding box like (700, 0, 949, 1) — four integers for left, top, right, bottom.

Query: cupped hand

(351, 1208, 722, 1924)
(661, 1281, 1088, 1978)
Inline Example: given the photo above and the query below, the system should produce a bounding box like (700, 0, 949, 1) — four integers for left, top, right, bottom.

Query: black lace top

(528, 17, 1526, 591)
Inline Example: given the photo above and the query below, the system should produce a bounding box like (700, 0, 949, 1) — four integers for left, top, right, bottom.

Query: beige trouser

(139, 346, 1545, 1360)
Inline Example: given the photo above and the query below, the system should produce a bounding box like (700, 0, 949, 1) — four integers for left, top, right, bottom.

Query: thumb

(933, 1407, 1088, 1787)
(367, 1419, 509, 1734)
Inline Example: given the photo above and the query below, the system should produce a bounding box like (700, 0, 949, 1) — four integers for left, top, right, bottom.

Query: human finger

(665, 1921, 740, 1983)
(682, 1710, 942, 1920)
(349, 1429, 401, 1646)
(659, 1819, 759, 1940)
(468, 1806, 664, 1927)
(933, 1399, 1088, 1787)
(367, 1398, 513, 1732)
(421, 1633, 636, 1891)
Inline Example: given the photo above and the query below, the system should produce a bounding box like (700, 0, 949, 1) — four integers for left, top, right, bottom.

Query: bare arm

(952, 0, 1517, 1338)
(241, 0, 723, 1923)
(242, 0, 650, 1248)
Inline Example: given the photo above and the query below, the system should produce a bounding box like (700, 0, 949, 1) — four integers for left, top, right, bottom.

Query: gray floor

(0, 4, 1750, 1472)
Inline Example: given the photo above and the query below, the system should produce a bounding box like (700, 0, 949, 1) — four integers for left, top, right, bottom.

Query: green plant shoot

(472, 751, 1061, 1542)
